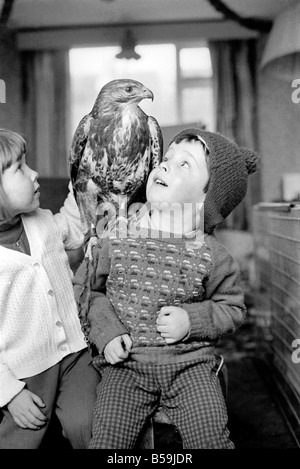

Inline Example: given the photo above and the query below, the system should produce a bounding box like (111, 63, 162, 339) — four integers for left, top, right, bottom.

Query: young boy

(0, 129, 99, 449)
(75, 127, 259, 449)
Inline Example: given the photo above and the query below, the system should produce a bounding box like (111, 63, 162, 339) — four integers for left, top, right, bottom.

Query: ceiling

(1, 0, 296, 30)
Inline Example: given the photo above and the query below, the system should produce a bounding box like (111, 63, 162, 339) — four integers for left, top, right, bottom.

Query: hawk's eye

(125, 86, 133, 93)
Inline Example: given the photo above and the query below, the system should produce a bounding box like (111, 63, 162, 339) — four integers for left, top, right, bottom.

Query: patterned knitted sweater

(75, 231, 246, 357)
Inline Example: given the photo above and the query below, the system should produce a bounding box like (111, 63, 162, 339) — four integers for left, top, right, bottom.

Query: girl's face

(1, 153, 40, 217)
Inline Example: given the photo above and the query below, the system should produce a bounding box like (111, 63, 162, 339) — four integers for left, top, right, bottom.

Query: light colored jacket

(0, 192, 86, 407)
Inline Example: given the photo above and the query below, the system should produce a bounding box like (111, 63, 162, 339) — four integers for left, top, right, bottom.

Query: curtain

(21, 50, 71, 178)
(208, 39, 261, 230)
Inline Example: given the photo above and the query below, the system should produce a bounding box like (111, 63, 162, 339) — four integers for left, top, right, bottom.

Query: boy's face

(146, 139, 209, 206)
(2, 153, 40, 217)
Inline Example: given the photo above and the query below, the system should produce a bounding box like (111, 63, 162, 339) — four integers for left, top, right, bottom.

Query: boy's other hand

(104, 334, 132, 364)
(7, 389, 48, 430)
(156, 306, 191, 344)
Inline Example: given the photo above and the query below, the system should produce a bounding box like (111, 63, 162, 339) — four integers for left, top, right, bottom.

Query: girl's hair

(172, 133, 210, 193)
(0, 129, 26, 172)
(0, 129, 27, 220)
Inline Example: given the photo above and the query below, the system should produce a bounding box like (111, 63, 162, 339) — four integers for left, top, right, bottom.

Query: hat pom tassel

(241, 148, 260, 174)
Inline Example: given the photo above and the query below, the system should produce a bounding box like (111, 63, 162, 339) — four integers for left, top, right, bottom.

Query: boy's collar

(127, 210, 205, 246)
(131, 203, 204, 237)
(183, 228, 198, 239)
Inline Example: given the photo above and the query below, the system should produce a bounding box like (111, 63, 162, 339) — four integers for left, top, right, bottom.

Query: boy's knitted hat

(170, 128, 259, 234)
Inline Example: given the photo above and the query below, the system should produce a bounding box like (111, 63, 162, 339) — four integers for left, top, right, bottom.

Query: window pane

(182, 87, 214, 131)
(69, 44, 177, 135)
(69, 44, 215, 138)
(180, 47, 212, 79)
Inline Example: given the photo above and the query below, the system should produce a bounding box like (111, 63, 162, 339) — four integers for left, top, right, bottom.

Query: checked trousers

(89, 354, 234, 449)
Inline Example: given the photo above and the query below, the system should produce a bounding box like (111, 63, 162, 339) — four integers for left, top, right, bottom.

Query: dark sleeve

(86, 240, 128, 354)
(73, 254, 89, 306)
(182, 235, 246, 341)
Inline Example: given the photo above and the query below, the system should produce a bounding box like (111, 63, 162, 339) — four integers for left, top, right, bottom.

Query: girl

(0, 129, 99, 449)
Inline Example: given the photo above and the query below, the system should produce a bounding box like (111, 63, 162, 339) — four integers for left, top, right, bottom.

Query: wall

(0, 30, 22, 133)
(258, 53, 300, 202)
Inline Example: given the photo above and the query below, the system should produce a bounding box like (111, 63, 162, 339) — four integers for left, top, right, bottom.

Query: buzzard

(69, 79, 163, 239)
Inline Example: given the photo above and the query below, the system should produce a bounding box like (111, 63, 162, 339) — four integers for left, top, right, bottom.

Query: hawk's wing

(69, 113, 99, 235)
(69, 114, 93, 193)
(129, 115, 163, 207)
(147, 115, 163, 171)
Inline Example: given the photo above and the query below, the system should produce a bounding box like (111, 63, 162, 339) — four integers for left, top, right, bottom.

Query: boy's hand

(156, 306, 191, 344)
(7, 389, 48, 430)
(104, 334, 132, 364)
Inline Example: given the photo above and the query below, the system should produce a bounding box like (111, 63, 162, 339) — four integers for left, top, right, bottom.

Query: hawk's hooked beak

(142, 87, 154, 101)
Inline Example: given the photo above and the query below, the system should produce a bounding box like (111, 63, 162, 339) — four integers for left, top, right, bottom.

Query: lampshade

(116, 30, 141, 60)
(260, 1, 300, 68)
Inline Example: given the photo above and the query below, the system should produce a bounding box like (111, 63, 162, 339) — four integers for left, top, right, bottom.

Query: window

(177, 46, 214, 131)
(69, 42, 214, 139)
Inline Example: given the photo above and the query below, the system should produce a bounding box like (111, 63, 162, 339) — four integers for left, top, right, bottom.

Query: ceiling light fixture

(115, 30, 141, 60)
